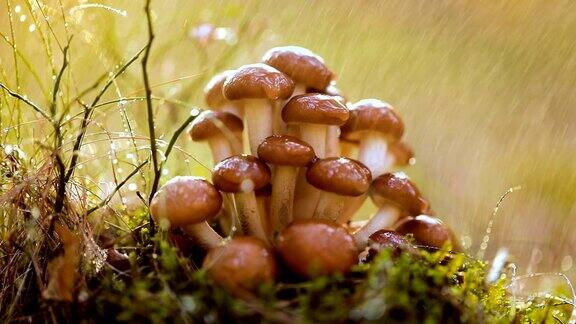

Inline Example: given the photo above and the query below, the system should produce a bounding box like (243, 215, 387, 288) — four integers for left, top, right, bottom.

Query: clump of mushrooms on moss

(148, 45, 464, 295)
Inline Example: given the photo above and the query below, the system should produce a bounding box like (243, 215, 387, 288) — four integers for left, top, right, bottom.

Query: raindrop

(190, 108, 200, 116)
(28, 24, 36, 32)
(112, 159, 118, 165)
(19, 15, 26, 22)
(14, 5, 21, 13)
(128, 183, 137, 191)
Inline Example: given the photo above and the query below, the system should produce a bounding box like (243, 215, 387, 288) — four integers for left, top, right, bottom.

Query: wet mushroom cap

(277, 220, 357, 278)
(212, 155, 272, 193)
(340, 99, 404, 142)
(395, 215, 462, 252)
(189, 110, 244, 141)
(204, 70, 235, 108)
(306, 157, 372, 196)
(263, 46, 334, 90)
(368, 229, 416, 254)
(389, 141, 415, 166)
(257, 135, 316, 167)
(223, 63, 294, 100)
(282, 93, 349, 125)
(370, 172, 429, 215)
(203, 236, 277, 293)
(150, 176, 222, 227)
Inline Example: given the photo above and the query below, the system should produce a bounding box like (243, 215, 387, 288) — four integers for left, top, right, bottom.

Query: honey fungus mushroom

(353, 172, 429, 249)
(395, 215, 462, 252)
(150, 176, 223, 249)
(306, 157, 372, 222)
(203, 236, 277, 297)
(277, 220, 358, 278)
(257, 135, 316, 233)
(212, 155, 271, 243)
(223, 63, 294, 154)
(189, 110, 243, 164)
(263, 45, 334, 96)
(204, 70, 244, 118)
(341, 99, 404, 178)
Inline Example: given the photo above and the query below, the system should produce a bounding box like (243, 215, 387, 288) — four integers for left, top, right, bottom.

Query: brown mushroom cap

(395, 215, 462, 252)
(368, 229, 416, 254)
(257, 135, 316, 167)
(212, 155, 271, 193)
(189, 110, 244, 141)
(204, 70, 234, 108)
(223, 63, 294, 101)
(263, 46, 334, 90)
(389, 141, 415, 166)
(370, 172, 429, 215)
(277, 220, 357, 278)
(340, 99, 404, 142)
(150, 176, 222, 227)
(282, 93, 349, 126)
(203, 236, 277, 294)
(306, 157, 371, 196)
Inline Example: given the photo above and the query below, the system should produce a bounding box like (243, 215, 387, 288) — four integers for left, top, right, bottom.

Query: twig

(163, 113, 198, 161)
(142, 0, 159, 236)
(142, 0, 159, 202)
(0, 83, 52, 122)
(87, 159, 149, 215)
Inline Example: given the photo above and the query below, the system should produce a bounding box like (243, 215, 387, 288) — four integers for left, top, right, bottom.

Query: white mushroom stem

(269, 166, 298, 233)
(337, 193, 366, 224)
(293, 171, 322, 220)
(274, 84, 307, 135)
(313, 192, 348, 222)
(256, 195, 270, 235)
(233, 191, 269, 243)
(208, 136, 234, 165)
(272, 101, 287, 134)
(217, 102, 243, 118)
(325, 126, 341, 157)
(182, 222, 223, 249)
(244, 99, 273, 154)
(357, 132, 392, 178)
(353, 205, 402, 249)
(300, 124, 326, 158)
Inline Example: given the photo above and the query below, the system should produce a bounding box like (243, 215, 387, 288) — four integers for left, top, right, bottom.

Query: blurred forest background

(0, 0, 575, 282)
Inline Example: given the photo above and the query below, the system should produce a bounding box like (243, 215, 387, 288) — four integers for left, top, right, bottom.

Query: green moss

(78, 238, 572, 323)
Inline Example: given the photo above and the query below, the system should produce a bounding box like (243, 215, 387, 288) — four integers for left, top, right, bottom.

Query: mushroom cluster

(150, 46, 462, 296)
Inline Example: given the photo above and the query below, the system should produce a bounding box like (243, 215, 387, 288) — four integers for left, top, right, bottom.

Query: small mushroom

(353, 172, 428, 249)
(306, 157, 372, 222)
(150, 176, 223, 249)
(263, 46, 334, 97)
(308, 83, 348, 157)
(189, 110, 244, 164)
(368, 230, 417, 256)
(282, 93, 349, 158)
(277, 220, 357, 278)
(339, 141, 415, 222)
(212, 155, 271, 242)
(203, 236, 277, 298)
(204, 70, 244, 118)
(223, 63, 294, 154)
(257, 135, 316, 233)
(395, 215, 462, 252)
(340, 99, 404, 178)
